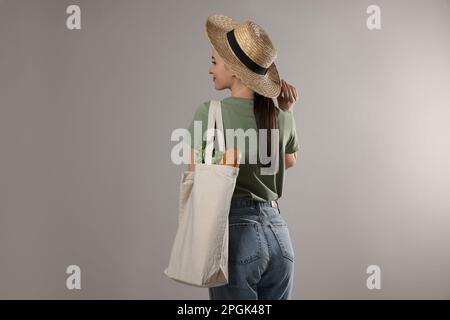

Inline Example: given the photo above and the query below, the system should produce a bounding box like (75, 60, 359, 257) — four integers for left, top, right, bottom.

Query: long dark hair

(253, 92, 278, 167)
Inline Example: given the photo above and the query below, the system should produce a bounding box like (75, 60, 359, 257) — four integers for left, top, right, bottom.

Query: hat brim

(206, 15, 281, 98)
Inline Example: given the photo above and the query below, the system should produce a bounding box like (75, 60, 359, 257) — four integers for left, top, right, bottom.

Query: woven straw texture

(206, 14, 282, 98)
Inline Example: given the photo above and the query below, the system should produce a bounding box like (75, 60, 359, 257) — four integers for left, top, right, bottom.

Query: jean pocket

(269, 224, 295, 262)
(228, 223, 262, 265)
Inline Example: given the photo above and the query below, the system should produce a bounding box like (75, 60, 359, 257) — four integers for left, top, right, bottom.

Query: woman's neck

(230, 82, 255, 99)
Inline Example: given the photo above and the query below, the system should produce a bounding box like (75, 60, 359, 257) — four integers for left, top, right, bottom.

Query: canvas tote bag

(164, 100, 240, 287)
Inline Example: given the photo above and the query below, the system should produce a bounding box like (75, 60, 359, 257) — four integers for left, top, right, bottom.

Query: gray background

(1, 0, 449, 299)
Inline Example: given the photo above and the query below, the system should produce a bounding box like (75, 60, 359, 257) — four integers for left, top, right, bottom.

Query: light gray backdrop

(1, 0, 449, 299)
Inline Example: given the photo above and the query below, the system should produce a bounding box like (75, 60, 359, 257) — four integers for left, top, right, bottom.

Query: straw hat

(205, 14, 281, 98)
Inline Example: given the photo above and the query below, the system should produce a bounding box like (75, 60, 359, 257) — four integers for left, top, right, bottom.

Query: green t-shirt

(186, 96, 300, 202)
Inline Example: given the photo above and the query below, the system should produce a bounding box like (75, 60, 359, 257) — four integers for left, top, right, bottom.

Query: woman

(187, 15, 300, 300)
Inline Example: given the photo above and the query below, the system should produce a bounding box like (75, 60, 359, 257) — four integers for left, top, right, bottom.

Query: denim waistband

(230, 198, 279, 210)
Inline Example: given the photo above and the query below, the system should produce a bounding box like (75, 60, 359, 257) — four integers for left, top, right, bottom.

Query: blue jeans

(209, 198, 295, 300)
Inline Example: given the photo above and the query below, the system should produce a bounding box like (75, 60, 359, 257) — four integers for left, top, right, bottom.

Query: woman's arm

(285, 151, 298, 169)
(278, 79, 299, 171)
(188, 148, 196, 171)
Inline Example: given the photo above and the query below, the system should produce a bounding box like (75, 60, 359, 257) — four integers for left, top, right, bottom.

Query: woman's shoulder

(277, 106, 294, 121)
(193, 100, 211, 116)
(276, 107, 295, 131)
(194, 98, 231, 115)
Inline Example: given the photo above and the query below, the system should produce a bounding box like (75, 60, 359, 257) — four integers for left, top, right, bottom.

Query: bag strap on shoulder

(205, 100, 226, 164)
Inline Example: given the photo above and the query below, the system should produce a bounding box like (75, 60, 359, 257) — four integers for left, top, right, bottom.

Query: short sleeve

(186, 101, 209, 151)
(285, 111, 300, 154)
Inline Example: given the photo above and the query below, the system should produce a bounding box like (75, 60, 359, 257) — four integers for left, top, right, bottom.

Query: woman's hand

(277, 79, 299, 112)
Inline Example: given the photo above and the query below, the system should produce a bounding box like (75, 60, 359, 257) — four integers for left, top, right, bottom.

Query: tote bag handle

(204, 100, 226, 165)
